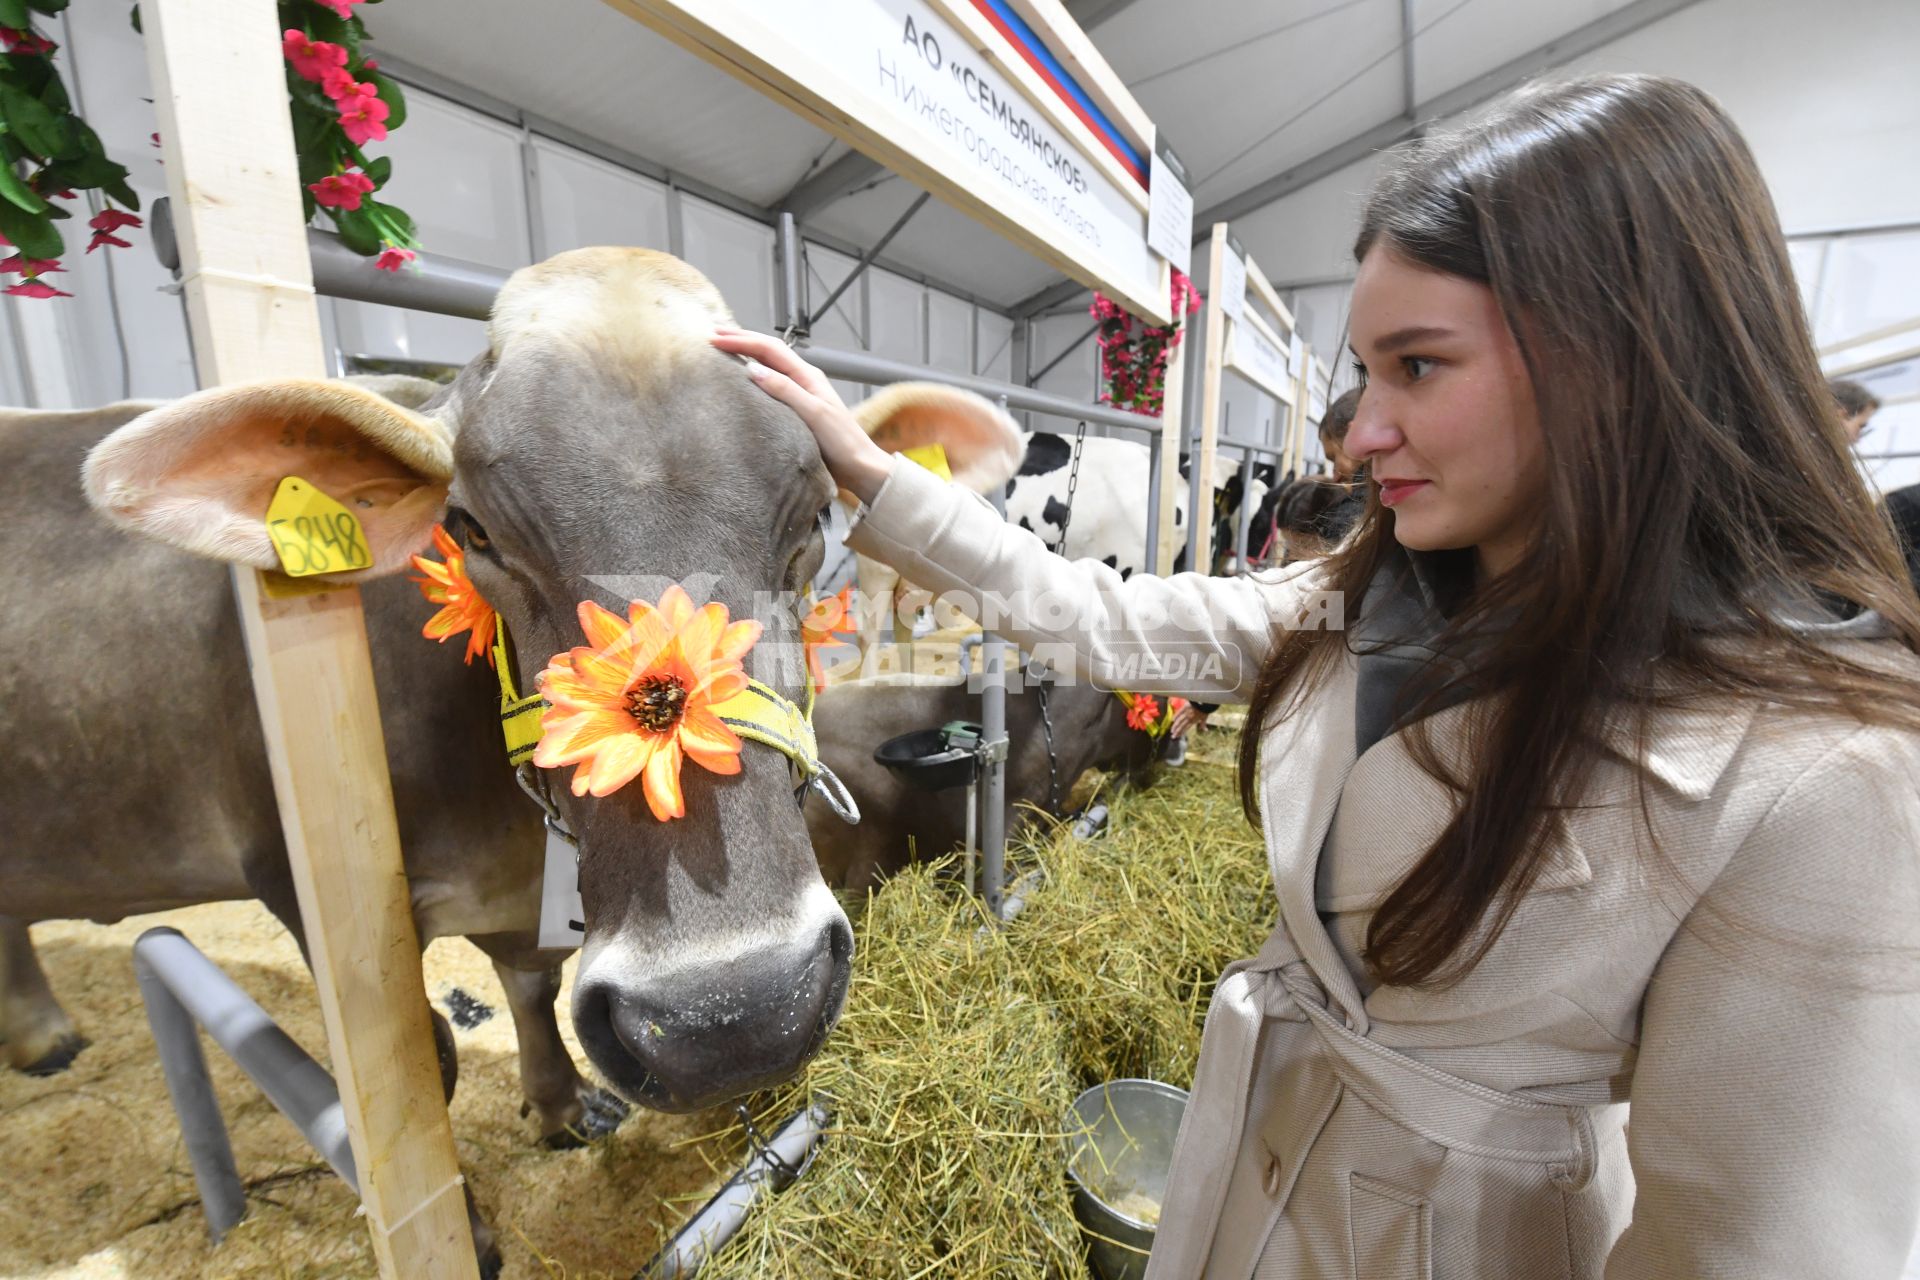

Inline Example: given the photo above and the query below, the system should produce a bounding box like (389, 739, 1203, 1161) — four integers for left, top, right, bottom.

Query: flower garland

(277, 0, 420, 271)
(0, 0, 419, 301)
(0, 3, 146, 298)
(1090, 268, 1201, 415)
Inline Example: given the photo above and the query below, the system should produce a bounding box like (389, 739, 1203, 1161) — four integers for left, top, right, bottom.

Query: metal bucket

(1066, 1079, 1189, 1280)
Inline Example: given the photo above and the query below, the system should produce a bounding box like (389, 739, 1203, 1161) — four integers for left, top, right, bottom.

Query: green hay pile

(679, 719, 1276, 1279)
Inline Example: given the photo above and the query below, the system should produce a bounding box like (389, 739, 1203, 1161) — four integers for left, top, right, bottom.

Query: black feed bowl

(874, 727, 980, 792)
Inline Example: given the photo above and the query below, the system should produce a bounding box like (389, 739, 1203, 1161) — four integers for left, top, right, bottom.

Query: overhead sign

(1147, 137, 1192, 276)
(610, 0, 1171, 323)
(1217, 233, 1246, 322)
(1231, 315, 1292, 401)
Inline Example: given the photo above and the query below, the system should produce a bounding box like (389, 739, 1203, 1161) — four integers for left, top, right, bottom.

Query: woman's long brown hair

(1238, 75, 1920, 989)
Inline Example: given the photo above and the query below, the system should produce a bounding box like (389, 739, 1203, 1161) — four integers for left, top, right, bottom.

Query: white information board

(1217, 236, 1247, 322)
(613, 0, 1172, 322)
(1147, 140, 1192, 276)
(1231, 314, 1293, 401)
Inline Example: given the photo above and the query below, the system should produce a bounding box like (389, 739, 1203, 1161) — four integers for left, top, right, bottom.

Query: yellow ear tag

(900, 442, 952, 481)
(265, 476, 374, 577)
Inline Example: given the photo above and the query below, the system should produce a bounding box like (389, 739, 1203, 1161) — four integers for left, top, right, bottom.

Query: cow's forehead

(488, 247, 734, 374)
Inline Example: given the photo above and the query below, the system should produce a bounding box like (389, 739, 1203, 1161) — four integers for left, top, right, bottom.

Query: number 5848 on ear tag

(266, 476, 374, 577)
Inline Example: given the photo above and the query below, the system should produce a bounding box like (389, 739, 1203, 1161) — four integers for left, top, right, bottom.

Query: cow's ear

(83, 378, 454, 578)
(852, 382, 1024, 494)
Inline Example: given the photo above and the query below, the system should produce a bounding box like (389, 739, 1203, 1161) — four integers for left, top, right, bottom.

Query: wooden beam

(1156, 311, 1190, 575)
(142, 2, 477, 1276)
(1191, 223, 1230, 575)
(1008, 0, 1155, 150)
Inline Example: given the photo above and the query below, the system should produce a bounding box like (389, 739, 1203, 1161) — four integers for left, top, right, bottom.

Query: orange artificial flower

(532, 584, 763, 820)
(1124, 692, 1162, 733)
(411, 523, 497, 665)
(800, 585, 859, 693)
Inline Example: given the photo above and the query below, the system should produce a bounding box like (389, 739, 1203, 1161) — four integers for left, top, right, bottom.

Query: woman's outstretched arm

(714, 328, 1337, 702)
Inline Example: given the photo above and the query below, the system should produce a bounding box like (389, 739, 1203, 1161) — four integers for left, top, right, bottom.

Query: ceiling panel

(1411, 0, 1639, 103)
(366, 0, 833, 206)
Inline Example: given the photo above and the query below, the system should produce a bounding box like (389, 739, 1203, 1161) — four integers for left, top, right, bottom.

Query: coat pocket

(1349, 1172, 1432, 1280)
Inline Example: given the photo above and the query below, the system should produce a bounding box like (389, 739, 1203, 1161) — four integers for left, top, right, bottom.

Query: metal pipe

(1234, 449, 1256, 574)
(641, 1105, 829, 1278)
(1217, 435, 1289, 456)
(134, 936, 246, 1242)
(776, 211, 806, 337)
(307, 229, 500, 321)
(800, 343, 1160, 434)
(1145, 431, 1163, 574)
(1185, 400, 1209, 575)
(979, 398, 1011, 920)
(808, 191, 931, 329)
(133, 929, 360, 1197)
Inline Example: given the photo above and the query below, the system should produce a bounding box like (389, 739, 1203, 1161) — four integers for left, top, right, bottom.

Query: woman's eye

(1403, 356, 1435, 381)
(1349, 357, 1369, 386)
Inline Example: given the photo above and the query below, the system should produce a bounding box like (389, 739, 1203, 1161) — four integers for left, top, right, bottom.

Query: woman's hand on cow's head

(712, 328, 892, 506)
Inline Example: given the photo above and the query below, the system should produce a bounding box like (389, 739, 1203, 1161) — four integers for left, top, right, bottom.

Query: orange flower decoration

(1124, 692, 1163, 733)
(532, 585, 763, 820)
(411, 524, 497, 666)
(800, 586, 859, 693)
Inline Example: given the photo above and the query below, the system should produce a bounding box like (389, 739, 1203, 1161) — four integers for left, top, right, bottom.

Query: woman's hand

(711, 328, 893, 505)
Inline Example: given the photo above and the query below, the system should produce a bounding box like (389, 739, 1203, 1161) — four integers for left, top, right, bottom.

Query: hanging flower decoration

(410, 524, 498, 666)
(1092, 269, 1202, 415)
(533, 585, 763, 821)
(800, 585, 858, 693)
(0, 4, 142, 298)
(277, 0, 421, 267)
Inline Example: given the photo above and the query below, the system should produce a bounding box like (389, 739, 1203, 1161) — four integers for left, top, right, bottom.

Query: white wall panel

(867, 268, 925, 365)
(1030, 312, 1099, 436)
(682, 198, 777, 332)
(927, 292, 974, 376)
(533, 138, 672, 255)
(976, 311, 1014, 382)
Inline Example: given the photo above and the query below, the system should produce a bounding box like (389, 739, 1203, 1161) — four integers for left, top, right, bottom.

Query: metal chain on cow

(1031, 420, 1087, 819)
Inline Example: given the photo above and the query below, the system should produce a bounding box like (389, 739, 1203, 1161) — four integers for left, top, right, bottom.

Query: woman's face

(1344, 244, 1545, 578)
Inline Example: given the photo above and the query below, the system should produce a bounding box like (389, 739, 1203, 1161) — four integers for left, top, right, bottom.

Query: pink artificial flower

(1, 28, 57, 55)
(374, 245, 416, 272)
(320, 67, 376, 103)
(86, 231, 132, 253)
(5, 280, 71, 299)
(336, 92, 390, 147)
(362, 58, 378, 71)
(308, 170, 375, 211)
(150, 132, 162, 147)
(314, 0, 363, 18)
(0, 255, 61, 274)
(89, 208, 143, 233)
(282, 29, 349, 83)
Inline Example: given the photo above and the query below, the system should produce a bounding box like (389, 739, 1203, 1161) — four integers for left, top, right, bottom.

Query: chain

(1031, 422, 1086, 819)
(1050, 419, 1089, 556)
(734, 1102, 817, 1186)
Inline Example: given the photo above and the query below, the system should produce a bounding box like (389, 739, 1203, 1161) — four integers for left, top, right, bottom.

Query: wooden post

(1191, 224, 1231, 577)
(1156, 273, 1189, 576)
(141, 2, 478, 1275)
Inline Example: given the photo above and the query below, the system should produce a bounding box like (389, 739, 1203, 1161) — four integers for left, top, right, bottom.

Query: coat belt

(1145, 927, 1600, 1280)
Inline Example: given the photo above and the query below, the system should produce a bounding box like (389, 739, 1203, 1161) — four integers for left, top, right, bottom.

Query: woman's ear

(83, 377, 455, 579)
(851, 382, 1025, 494)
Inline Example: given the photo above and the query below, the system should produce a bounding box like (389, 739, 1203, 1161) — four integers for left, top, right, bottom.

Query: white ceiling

(365, 0, 1664, 310)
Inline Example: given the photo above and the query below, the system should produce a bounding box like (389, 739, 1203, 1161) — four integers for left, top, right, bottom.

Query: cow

(806, 667, 1166, 892)
(1, 250, 1027, 1185)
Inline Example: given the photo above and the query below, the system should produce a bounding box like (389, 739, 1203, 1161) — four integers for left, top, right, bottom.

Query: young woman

(716, 74, 1920, 1279)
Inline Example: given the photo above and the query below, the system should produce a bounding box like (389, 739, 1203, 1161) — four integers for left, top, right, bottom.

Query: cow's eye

(447, 506, 491, 551)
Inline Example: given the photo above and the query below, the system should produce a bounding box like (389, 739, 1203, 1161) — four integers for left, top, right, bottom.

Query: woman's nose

(1342, 394, 1398, 460)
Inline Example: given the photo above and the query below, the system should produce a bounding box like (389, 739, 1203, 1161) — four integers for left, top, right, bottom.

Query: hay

(684, 714, 1274, 1279)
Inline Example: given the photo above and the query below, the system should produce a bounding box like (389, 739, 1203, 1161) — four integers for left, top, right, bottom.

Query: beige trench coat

(847, 456, 1920, 1279)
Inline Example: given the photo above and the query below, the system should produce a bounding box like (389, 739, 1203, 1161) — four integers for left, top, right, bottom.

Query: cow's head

(840, 384, 1025, 647)
(81, 248, 880, 1111)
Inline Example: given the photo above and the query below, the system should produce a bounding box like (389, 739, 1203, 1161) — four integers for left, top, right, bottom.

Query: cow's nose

(573, 916, 853, 1112)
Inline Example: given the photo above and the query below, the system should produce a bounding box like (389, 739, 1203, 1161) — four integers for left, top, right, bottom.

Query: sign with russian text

(1231, 315, 1292, 401)
(608, 0, 1170, 322)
